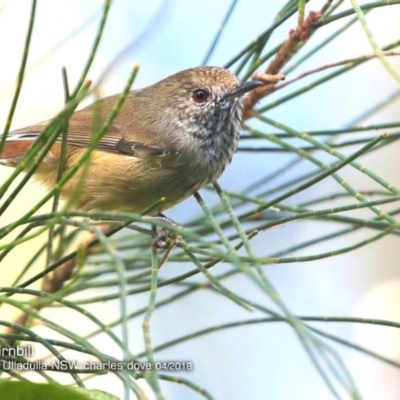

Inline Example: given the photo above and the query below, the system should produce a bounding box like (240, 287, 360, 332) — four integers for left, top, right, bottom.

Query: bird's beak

(224, 80, 263, 99)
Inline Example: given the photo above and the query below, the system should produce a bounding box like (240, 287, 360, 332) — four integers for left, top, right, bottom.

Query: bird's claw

(150, 214, 182, 249)
(152, 228, 179, 249)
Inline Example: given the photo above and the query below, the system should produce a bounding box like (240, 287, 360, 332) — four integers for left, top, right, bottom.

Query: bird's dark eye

(192, 89, 209, 103)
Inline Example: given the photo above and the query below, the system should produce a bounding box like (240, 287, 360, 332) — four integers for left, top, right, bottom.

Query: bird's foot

(151, 214, 182, 249)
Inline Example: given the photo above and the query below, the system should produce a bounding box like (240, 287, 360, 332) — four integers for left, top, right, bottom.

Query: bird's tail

(0, 134, 36, 163)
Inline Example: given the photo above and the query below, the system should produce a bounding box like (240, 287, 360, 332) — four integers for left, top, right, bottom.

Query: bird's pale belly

(52, 149, 205, 214)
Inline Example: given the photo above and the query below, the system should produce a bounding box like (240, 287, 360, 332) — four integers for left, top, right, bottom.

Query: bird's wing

(2, 102, 178, 159)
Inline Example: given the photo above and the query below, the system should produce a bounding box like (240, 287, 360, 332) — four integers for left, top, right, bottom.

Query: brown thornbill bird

(1, 66, 262, 217)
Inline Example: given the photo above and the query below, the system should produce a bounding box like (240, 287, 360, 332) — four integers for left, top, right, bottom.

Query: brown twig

(273, 51, 400, 93)
(42, 224, 111, 293)
(242, 11, 322, 121)
(5, 224, 111, 344)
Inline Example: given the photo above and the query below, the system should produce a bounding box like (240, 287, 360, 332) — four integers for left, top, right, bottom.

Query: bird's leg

(149, 213, 182, 249)
(90, 215, 181, 249)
